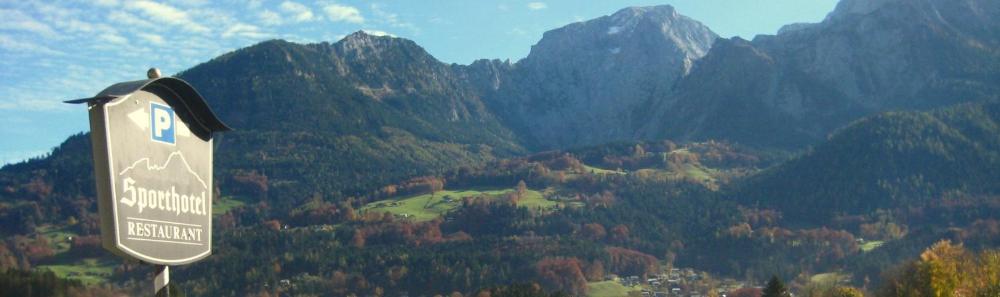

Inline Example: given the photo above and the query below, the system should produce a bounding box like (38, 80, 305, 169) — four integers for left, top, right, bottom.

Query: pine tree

(761, 276, 790, 297)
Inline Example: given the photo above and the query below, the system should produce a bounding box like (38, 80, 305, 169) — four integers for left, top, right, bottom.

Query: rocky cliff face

(637, 0, 1000, 147)
(477, 5, 718, 149)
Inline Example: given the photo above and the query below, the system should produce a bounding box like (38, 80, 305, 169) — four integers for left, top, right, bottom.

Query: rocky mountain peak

(527, 5, 714, 61)
(489, 5, 719, 149)
(606, 5, 678, 32)
(332, 30, 428, 61)
(338, 30, 392, 44)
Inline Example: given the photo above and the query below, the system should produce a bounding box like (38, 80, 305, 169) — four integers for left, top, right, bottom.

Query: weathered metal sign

(70, 76, 229, 265)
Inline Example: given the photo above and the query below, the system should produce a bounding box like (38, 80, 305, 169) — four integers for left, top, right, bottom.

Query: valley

(1, 0, 1000, 296)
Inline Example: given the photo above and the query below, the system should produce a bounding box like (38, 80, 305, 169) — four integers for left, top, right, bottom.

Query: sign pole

(146, 68, 170, 297)
(154, 265, 170, 297)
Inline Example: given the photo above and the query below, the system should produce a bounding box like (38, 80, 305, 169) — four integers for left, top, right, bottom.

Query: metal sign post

(68, 68, 230, 296)
(155, 265, 169, 296)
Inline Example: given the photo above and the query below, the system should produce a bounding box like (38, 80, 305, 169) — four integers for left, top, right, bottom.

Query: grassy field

(515, 189, 557, 211)
(681, 163, 716, 183)
(810, 272, 848, 285)
(633, 164, 716, 181)
(665, 149, 719, 186)
(587, 280, 641, 297)
(36, 258, 115, 285)
(860, 240, 885, 252)
(361, 188, 554, 221)
(214, 195, 247, 215)
(583, 165, 626, 175)
(37, 224, 78, 254)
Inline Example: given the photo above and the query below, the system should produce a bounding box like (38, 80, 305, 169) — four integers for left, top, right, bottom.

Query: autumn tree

(729, 287, 762, 297)
(610, 225, 630, 243)
(351, 229, 367, 248)
(606, 247, 658, 277)
(584, 260, 605, 281)
(919, 240, 965, 297)
(581, 223, 607, 241)
(877, 240, 1000, 297)
(535, 258, 588, 296)
(828, 287, 864, 297)
(263, 220, 281, 231)
(516, 180, 528, 199)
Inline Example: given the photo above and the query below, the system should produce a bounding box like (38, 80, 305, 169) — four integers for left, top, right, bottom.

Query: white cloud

(370, 4, 416, 32)
(136, 32, 165, 45)
(362, 29, 393, 37)
(259, 10, 283, 26)
(93, 0, 120, 7)
(280, 1, 316, 22)
(125, 0, 210, 33)
(0, 83, 73, 111)
(0, 97, 66, 112)
(0, 34, 64, 56)
(527, 2, 547, 10)
(222, 23, 268, 39)
(192, 8, 241, 30)
(108, 11, 158, 29)
(0, 9, 61, 38)
(99, 33, 129, 45)
(428, 17, 450, 25)
(324, 3, 364, 24)
(246, 0, 263, 9)
(28, 2, 77, 22)
(171, 0, 210, 7)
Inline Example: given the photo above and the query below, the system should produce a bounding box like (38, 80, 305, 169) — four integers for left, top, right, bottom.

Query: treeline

(569, 140, 785, 171)
(169, 225, 609, 296)
(0, 269, 123, 297)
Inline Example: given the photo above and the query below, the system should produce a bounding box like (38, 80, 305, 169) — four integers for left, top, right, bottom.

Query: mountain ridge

(2, 0, 1000, 228)
(635, 0, 1000, 148)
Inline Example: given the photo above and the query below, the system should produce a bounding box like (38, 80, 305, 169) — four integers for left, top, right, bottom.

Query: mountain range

(0, 0, 996, 228)
(1, 0, 997, 224)
(2, 0, 1000, 294)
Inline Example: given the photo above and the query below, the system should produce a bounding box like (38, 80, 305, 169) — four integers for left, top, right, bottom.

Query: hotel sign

(69, 76, 230, 265)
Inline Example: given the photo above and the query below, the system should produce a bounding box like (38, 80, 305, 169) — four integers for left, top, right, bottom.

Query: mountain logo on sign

(116, 151, 209, 215)
(118, 151, 208, 190)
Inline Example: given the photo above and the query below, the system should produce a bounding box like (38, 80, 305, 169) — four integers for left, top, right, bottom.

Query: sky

(0, 0, 840, 165)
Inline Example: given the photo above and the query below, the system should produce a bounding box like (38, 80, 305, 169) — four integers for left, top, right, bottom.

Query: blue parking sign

(150, 102, 175, 144)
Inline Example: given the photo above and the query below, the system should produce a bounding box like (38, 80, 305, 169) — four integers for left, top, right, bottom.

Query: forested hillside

(738, 101, 1000, 222)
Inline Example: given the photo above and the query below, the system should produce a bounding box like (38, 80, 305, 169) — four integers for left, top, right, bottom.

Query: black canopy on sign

(65, 77, 232, 133)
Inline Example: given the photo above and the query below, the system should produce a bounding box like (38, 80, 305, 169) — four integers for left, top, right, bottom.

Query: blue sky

(0, 0, 839, 165)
